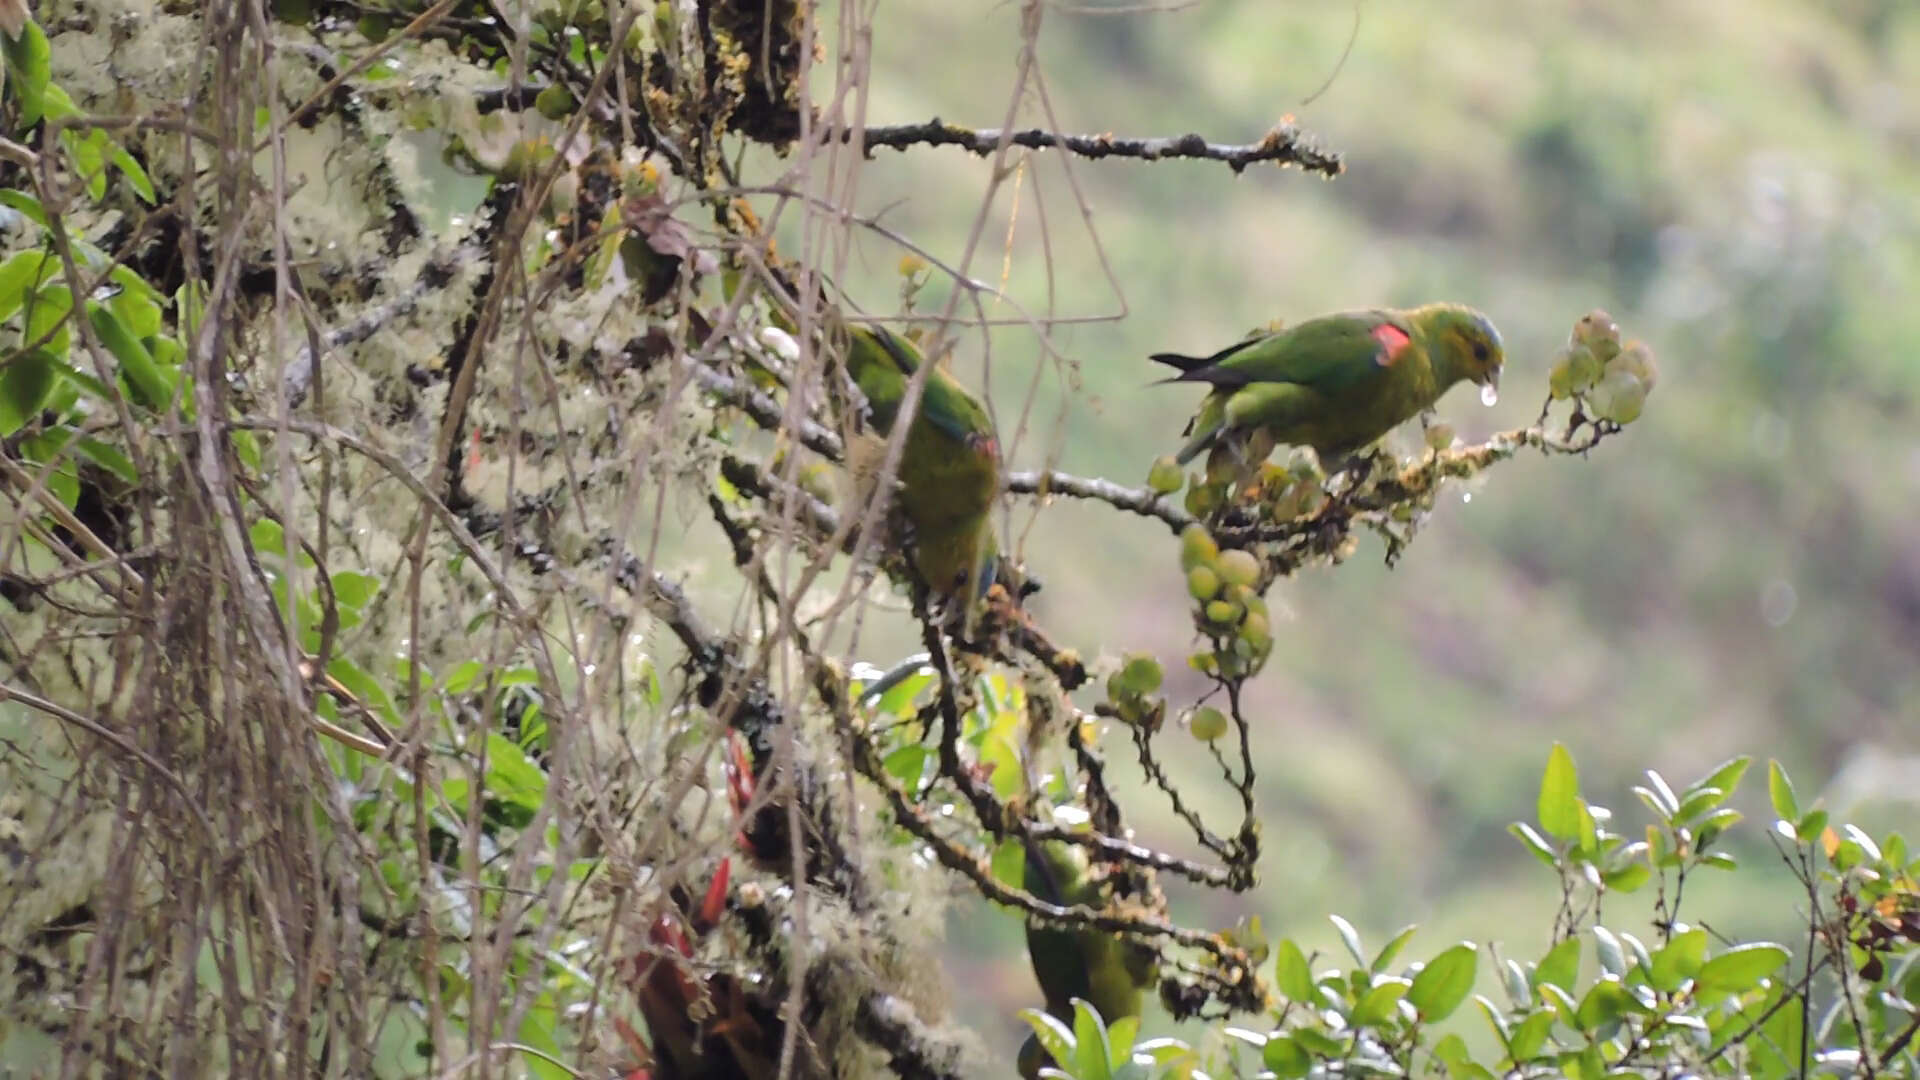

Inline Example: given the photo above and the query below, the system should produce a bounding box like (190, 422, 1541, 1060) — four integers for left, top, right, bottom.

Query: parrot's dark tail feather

(1149, 351, 1209, 373)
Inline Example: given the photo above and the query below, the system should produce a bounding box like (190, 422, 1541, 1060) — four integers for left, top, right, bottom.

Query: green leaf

(1275, 938, 1313, 1002)
(1020, 1009, 1076, 1079)
(1572, 977, 1636, 1032)
(1766, 760, 1799, 822)
(1534, 936, 1581, 996)
(1330, 914, 1366, 968)
(1639, 770, 1680, 815)
(1689, 755, 1751, 801)
(0, 348, 59, 434)
(1601, 862, 1651, 894)
(0, 249, 55, 326)
(24, 283, 73, 356)
(0, 189, 47, 227)
(1408, 942, 1478, 1022)
(87, 300, 174, 410)
(1069, 999, 1113, 1080)
(1509, 822, 1558, 867)
(326, 656, 399, 727)
(73, 435, 137, 484)
(1672, 786, 1725, 823)
(1694, 943, 1789, 997)
(1372, 924, 1418, 975)
(1506, 1009, 1554, 1062)
(1262, 1034, 1310, 1078)
(1592, 927, 1626, 978)
(483, 734, 548, 811)
(109, 143, 156, 203)
(1, 20, 52, 127)
(330, 570, 381, 611)
(1350, 979, 1409, 1027)
(1648, 928, 1706, 992)
(1538, 743, 1581, 841)
(882, 744, 928, 789)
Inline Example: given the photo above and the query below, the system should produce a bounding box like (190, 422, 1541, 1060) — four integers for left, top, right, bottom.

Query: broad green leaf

(1506, 1009, 1554, 1062)
(882, 744, 929, 789)
(1766, 760, 1799, 822)
(1694, 943, 1789, 997)
(1672, 786, 1725, 823)
(1689, 755, 1752, 801)
(1372, 923, 1418, 975)
(1538, 743, 1581, 841)
(1019, 1009, 1076, 1079)
(110, 143, 156, 203)
(1572, 977, 1637, 1032)
(0, 188, 48, 227)
(87, 301, 173, 410)
(1262, 1034, 1310, 1078)
(1330, 914, 1366, 968)
(331, 570, 380, 611)
(0, 348, 59, 434)
(1350, 978, 1409, 1027)
(1602, 862, 1651, 894)
(1534, 936, 1581, 996)
(1408, 942, 1478, 1022)
(1069, 998, 1113, 1080)
(1640, 769, 1679, 815)
(1274, 938, 1312, 1002)
(327, 656, 399, 727)
(0, 249, 55, 327)
(73, 435, 137, 484)
(1, 20, 52, 126)
(24, 283, 73, 356)
(483, 734, 547, 811)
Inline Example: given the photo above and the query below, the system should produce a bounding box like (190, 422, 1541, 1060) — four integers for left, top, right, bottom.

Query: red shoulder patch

(1370, 323, 1413, 367)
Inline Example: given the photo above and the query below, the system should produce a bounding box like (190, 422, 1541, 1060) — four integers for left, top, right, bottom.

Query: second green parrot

(840, 324, 1002, 635)
(1018, 839, 1158, 1079)
(1153, 303, 1506, 467)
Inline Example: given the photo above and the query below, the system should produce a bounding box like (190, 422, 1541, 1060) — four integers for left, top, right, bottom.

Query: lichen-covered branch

(844, 119, 1344, 177)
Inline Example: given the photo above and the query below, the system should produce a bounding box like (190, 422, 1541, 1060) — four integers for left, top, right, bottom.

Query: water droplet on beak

(1480, 383, 1499, 407)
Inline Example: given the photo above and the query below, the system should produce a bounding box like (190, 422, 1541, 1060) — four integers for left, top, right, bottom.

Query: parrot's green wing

(1157, 310, 1415, 463)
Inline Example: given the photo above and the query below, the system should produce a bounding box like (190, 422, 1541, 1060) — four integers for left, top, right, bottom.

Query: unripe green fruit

(1215, 549, 1260, 588)
(1147, 455, 1184, 495)
(1187, 565, 1221, 601)
(1119, 652, 1163, 695)
(1179, 523, 1219, 571)
(1204, 599, 1241, 626)
(534, 85, 575, 120)
(1589, 369, 1648, 424)
(1240, 611, 1272, 652)
(1184, 481, 1220, 518)
(1424, 421, 1455, 451)
(1609, 340, 1658, 391)
(1572, 309, 1621, 361)
(1548, 350, 1577, 400)
(1564, 342, 1603, 394)
(1285, 446, 1324, 483)
(1189, 706, 1229, 742)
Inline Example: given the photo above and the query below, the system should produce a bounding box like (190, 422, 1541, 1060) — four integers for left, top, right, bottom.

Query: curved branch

(1006, 469, 1193, 533)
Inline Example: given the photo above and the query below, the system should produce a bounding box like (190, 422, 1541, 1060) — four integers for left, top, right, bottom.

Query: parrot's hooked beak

(1474, 367, 1501, 392)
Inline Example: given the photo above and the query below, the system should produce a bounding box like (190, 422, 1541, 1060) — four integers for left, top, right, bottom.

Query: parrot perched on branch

(1017, 839, 1158, 1079)
(1152, 303, 1506, 467)
(839, 323, 1003, 637)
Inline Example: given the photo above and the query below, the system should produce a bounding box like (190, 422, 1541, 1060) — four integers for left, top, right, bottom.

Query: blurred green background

(783, 0, 1920, 1053)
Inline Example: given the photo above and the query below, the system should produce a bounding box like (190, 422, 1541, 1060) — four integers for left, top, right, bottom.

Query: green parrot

(1152, 303, 1506, 467)
(1018, 839, 1158, 1079)
(840, 324, 1003, 636)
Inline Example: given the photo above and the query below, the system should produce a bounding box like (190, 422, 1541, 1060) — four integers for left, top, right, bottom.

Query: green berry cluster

(1179, 523, 1273, 683)
(1146, 449, 1325, 524)
(1104, 650, 1166, 730)
(1547, 309, 1659, 424)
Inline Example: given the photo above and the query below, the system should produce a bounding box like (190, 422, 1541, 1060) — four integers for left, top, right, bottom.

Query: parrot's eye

(1472, 341, 1490, 363)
